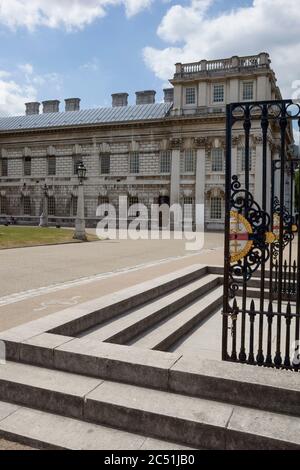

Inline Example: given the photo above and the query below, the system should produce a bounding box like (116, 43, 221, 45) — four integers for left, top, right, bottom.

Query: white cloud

(0, 0, 154, 31)
(18, 63, 34, 75)
(143, 0, 300, 98)
(80, 58, 100, 72)
(0, 64, 63, 116)
(0, 74, 36, 116)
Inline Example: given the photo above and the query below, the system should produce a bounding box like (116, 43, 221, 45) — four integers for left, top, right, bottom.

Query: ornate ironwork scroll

(272, 196, 297, 259)
(228, 175, 272, 298)
(223, 99, 300, 371)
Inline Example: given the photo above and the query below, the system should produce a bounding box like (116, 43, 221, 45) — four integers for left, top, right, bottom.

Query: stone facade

(0, 52, 293, 230)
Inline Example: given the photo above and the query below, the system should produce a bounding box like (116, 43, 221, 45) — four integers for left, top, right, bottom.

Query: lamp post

(73, 161, 87, 241)
(39, 183, 49, 227)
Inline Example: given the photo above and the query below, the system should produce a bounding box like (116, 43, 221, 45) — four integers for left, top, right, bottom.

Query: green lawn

(0, 226, 98, 249)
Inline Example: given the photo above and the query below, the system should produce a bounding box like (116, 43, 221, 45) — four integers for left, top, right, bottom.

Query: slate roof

(0, 102, 173, 132)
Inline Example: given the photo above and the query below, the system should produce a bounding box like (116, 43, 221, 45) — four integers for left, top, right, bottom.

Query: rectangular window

(1, 158, 8, 177)
(211, 148, 224, 172)
(98, 196, 110, 216)
(48, 156, 56, 176)
(184, 150, 195, 173)
(210, 197, 222, 220)
(128, 196, 139, 217)
(23, 196, 31, 215)
(0, 196, 8, 214)
(73, 156, 82, 175)
(71, 196, 78, 216)
(243, 82, 254, 101)
(24, 157, 31, 176)
(100, 154, 110, 175)
(160, 151, 171, 174)
(183, 197, 194, 221)
(213, 84, 224, 103)
(48, 196, 56, 216)
(185, 87, 196, 105)
(129, 152, 139, 174)
(98, 196, 109, 206)
(239, 147, 253, 172)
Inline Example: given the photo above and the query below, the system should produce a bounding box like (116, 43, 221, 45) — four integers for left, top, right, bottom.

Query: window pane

(211, 148, 224, 172)
(160, 151, 171, 173)
(98, 196, 109, 205)
(213, 85, 224, 103)
(48, 196, 56, 216)
(130, 152, 139, 174)
(23, 196, 31, 215)
(71, 196, 78, 216)
(100, 154, 110, 174)
(210, 197, 222, 219)
(128, 196, 139, 216)
(1, 158, 8, 177)
(98, 196, 109, 216)
(239, 147, 253, 171)
(48, 157, 56, 176)
(184, 150, 195, 173)
(185, 87, 196, 105)
(183, 197, 194, 220)
(243, 82, 253, 101)
(0, 196, 8, 214)
(24, 157, 31, 176)
(73, 156, 82, 175)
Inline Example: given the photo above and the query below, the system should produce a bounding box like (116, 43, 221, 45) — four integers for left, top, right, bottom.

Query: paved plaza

(0, 231, 224, 333)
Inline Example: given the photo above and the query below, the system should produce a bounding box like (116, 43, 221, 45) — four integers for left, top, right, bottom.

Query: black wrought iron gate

(223, 100, 300, 370)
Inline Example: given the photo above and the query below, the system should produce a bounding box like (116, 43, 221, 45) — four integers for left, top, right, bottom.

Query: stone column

(195, 145, 205, 232)
(74, 183, 87, 240)
(170, 140, 181, 206)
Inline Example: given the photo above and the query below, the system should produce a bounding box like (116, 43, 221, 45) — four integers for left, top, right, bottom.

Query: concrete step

(80, 274, 221, 345)
(0, 401, 192, 450)
(131, 286, 223, 351)
(85, 381, 300, 450)
(0, 360, 102, 420)
(0, 361, 300, 449)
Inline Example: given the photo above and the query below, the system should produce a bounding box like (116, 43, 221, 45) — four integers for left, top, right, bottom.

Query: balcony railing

(175, 53, 270, 77)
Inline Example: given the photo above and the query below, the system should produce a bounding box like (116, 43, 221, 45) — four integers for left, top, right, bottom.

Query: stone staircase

(0, 264, 299, 450)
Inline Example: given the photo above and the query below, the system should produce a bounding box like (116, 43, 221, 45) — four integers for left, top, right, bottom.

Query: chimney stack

(135, 90, 156, 105)
(163, 88, 174, 103)
(25, 102, 40, 116)
(42, 100, 60, 114)
(65, 98, 81, 112)
(112, 93, 128, 107)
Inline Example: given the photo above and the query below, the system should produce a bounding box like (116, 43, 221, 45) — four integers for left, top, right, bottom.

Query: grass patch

(0, 226, 99, 249)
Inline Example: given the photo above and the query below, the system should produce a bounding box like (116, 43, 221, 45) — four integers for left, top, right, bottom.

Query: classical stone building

(0, 52, 294, 230)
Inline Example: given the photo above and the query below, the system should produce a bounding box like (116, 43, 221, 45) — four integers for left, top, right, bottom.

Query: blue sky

(0, 0, 299, 120)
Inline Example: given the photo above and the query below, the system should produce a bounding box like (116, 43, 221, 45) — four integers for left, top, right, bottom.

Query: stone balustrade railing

(175, 53, 270, 76)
